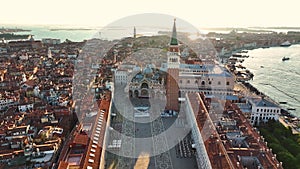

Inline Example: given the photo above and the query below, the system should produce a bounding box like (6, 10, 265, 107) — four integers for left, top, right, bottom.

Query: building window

(226, 82, 230, 85)
(195, 80, 198, 84)
(218, 81, 221, 85)
(187, 80, 190, 84)
(201, 81, 205, 85)
(257, 109, 259, 112)
(179, 80, 182, 84)
(208, 81, 212, 85)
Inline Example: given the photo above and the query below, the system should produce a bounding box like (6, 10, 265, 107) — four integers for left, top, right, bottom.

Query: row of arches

(180, 90, 233, 96)
(179, 80, 230, 86)
(129, 89, 166, 98)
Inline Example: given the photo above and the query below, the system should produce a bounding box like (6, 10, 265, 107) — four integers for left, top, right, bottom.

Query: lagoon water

(13, 25, 97, 42)
(243, 45, 300, 117)
(10, 25, 169, 41)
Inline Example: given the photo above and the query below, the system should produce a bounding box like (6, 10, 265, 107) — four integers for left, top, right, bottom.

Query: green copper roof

(170, 19, 178, 45)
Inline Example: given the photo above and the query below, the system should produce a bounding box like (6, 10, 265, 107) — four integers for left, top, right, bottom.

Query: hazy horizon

(1, 0, 300, 28)
(2, 23, 300, 29)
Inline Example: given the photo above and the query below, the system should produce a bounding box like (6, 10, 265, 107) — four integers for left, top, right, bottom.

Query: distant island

(249, 26, 300, 30)
(0, 27, 31, 33)
(49, 28, 94, 31)
(201, 27, 300, 34)
(201, 27, 274, 33)
(0, 33, 30, 40)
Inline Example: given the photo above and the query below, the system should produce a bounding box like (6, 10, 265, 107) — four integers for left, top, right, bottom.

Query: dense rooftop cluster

(0, 39, 85, 168)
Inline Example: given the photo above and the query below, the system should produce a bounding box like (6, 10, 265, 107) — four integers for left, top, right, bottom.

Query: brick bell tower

(166, 19, 180, 111)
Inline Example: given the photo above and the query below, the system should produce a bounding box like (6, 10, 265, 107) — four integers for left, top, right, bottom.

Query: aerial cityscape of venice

(0, 1, 299, 169)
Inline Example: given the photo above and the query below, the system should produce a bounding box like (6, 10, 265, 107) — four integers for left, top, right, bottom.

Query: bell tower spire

(133, 26, 136, 39)
(170, 18, 178, 46)
(169, 18, 179, 52)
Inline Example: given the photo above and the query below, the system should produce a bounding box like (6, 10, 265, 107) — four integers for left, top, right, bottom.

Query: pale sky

(1, 0, 300, 27)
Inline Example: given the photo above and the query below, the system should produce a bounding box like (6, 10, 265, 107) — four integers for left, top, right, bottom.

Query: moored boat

(282, 56, 290, 61)
(280, 41, 291, 47)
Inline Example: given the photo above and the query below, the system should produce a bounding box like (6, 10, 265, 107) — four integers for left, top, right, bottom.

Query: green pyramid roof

(170, 19, 178, 45)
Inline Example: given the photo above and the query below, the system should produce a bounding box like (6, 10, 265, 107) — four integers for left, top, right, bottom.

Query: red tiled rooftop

(57, 161, 68, 169)
(73, 133, 89, 146)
